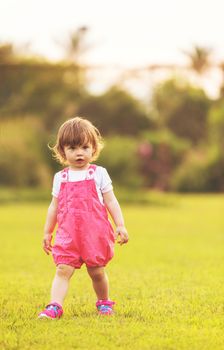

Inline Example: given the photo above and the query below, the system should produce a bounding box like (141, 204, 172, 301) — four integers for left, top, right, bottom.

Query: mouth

(76, 158, 84, 162)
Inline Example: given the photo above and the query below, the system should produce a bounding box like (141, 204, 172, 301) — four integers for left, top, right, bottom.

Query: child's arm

(103, 190, 129, 245)
(42, 196, 58, 255)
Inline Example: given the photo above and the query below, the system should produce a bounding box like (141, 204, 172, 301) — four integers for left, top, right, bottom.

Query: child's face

(64, 143, 94, 170)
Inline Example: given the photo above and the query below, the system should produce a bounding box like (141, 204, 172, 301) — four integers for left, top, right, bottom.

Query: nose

(76, 148, 83, 155)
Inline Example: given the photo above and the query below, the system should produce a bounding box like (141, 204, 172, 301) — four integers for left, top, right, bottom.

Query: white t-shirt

(52, 166, 113, 205)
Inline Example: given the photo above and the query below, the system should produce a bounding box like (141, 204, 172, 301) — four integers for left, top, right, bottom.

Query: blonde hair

(51, 117, 104, 165)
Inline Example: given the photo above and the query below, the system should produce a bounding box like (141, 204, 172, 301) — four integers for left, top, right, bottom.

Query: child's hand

(115, 226, 129, 245)
(42, 233, 53, 255)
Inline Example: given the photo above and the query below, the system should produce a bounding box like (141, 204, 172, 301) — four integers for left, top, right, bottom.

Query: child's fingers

(43, 247, 50, 255)
(43, 246, 52, 255)
(120, 237, 128, 245)
(43, 239, 52, 255)
(117, 232, 129, 245)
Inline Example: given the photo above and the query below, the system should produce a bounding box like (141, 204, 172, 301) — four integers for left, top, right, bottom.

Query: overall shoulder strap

(89, 164, 97, 170)
(86, 164, 97, 180)
(61, 167, 69, 182)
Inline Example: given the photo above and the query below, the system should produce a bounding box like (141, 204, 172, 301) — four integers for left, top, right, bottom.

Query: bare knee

(56, 264, 75, 280)
(87, 267, 106, 282)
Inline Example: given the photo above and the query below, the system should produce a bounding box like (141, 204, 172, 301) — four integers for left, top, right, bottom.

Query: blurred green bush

(0, 117, 51, 187)
(171, 145, 224, 192)
(98, 136, 142, 188)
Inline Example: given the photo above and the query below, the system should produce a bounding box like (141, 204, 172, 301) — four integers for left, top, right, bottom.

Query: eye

(83, 145, 89, 150)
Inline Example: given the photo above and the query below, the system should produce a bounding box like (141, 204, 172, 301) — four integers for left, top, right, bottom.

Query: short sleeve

(100, 167, 113, 193)
(51, 172, 61, 198)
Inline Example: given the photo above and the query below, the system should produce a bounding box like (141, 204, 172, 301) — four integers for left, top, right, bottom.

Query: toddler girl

(38, 117, 128, 319)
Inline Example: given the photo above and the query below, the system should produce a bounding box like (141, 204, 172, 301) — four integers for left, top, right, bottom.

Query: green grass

(0, 194, 224, 350)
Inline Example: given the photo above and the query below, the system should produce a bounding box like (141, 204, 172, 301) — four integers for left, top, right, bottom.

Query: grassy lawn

(0, 194, 224, 350)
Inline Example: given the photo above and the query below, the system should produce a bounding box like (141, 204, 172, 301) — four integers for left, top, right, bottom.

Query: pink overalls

(52, 165, 115, 268)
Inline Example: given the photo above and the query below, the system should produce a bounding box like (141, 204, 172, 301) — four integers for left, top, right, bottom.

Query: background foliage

(0, 41, 224, 192)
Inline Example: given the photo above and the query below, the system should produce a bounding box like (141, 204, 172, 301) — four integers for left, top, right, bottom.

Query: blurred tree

(0, 30, 93, 130)
(183, 45, 212, 75)
(218, 62, 224, 98)
(77, 86, 153, 136)
(170, 97, 224, 192)
(0, 41, 88, 130)
(64, 26, 89, 64)
(0, 117, 51, 187)
(151, 78, 211, 144)
(208, 100, 224, 148)
(0, 43, 15, 63)
(62, 26, 90, 90)
(0, 61, 85, 129)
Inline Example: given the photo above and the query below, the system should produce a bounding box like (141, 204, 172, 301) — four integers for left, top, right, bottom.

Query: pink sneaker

(38, 302, 63, 319)
(96, 300, 115, 315)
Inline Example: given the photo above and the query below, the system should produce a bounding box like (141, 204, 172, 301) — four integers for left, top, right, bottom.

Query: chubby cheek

(90, 147, 96, 157)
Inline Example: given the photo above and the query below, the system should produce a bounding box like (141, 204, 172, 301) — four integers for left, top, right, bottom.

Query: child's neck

(68, 163, 90, 171)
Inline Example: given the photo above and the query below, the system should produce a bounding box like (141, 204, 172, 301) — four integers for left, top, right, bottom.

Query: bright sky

(1, 0, 224, 98)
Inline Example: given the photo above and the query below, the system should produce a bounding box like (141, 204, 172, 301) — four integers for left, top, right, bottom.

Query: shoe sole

(38, 313, 59, 320)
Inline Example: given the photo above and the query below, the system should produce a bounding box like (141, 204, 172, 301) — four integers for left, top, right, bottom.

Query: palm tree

(61, 26, 90, 91)
(183, 45, 212, 75)
(66, 26, 89, 64)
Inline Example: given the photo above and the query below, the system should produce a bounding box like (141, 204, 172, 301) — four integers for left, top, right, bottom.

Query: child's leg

(50, 264, 75, 306)
(87, 266, 109, 300)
